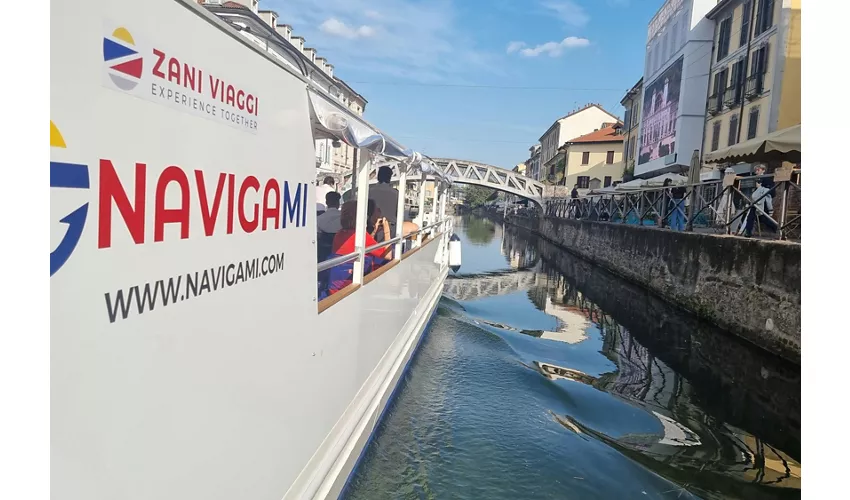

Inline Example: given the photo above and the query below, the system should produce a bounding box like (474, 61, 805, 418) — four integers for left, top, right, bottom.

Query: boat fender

(449, 233, 462, 273)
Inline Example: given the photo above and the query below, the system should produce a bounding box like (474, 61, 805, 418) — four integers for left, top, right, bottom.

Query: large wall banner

(639, 56, 683, 165)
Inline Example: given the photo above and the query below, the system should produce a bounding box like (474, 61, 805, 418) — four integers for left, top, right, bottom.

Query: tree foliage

(462, 185, 498, 208)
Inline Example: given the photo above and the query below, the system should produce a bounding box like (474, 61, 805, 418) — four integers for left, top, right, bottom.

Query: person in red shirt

(331, 199, 392, 260)
(327, 200, 392, 294)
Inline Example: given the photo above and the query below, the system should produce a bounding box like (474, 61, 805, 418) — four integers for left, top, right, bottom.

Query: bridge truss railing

(542, 172, 801, 242)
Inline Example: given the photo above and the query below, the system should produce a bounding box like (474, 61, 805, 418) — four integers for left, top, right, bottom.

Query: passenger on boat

(316, 176, 336, 214)
(317, 192, 341, 263)
(326, 200, 392, 295)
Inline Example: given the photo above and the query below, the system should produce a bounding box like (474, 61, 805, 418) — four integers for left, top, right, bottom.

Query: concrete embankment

(500, 213, 801, 364)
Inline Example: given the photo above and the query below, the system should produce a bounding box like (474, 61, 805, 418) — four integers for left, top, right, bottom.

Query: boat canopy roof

(308, 89, 450, 184)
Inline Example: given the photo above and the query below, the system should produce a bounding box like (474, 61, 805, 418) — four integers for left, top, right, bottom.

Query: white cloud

(319, 18, 377, 39)
(542, 0, 590, 27)
(516, 36, 590, 57)
(266, 0, 497, 82)
(506, 41, 526, 54)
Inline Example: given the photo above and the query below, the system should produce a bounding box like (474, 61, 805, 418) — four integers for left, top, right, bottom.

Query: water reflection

(346, 216, 800, 500)
(462, 215, 497, 246)
(498, 221, 801, 498)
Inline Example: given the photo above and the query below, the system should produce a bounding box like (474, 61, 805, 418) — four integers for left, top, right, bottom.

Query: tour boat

(51, 1, 457, 498)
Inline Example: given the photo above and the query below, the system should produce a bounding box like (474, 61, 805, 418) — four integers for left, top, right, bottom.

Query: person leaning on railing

(326, 199, 392, 295)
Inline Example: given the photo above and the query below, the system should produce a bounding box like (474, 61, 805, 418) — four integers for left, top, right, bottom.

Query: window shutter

(711, 122, 721, 151)
(740, 2, 751, 46)
(728, 115, 739, 146)
(748, 108, 759, 139)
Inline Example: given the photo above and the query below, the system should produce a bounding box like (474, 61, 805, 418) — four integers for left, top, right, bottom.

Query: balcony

(707, 94, 723, 115)
(745, 75, 764, 100)
(723, 85, 741, 108)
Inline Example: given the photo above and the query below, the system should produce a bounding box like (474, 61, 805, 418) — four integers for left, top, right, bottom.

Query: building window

(577, 176, 590, 189)
(740, 1, 752, 47)
(728, 115, 739, 146)
(717, 17, 732, 61)
(730, 59, 745, 104)
(606, 151, 615, 164)
(604, 176, 612, 188)
(748, 107, 760, 139)
(630, 137, 636, 159)
(711, 122, 721, 151)
(755, 0, 775, 36)
(581, 151, 590, 165)
(623, 109, 631, 131)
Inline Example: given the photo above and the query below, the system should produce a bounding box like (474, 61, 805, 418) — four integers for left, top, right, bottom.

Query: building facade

(560, 123, 625, 194)
(526, 144, 542, 181)
(620, 78, 643, 176)
(703, 0, 800, 172)
(538, 104, 619, 183)
(200, 1, 367, 184)
(636, 0, 716, 178)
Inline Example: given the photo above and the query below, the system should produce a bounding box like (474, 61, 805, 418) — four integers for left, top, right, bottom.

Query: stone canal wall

(502, 214, 801, 363)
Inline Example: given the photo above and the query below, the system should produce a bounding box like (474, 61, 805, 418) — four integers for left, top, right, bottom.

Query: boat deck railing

(315, 155, 452, 312)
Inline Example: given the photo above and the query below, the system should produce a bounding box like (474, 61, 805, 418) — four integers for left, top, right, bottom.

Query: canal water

(343, 214, 801, 500)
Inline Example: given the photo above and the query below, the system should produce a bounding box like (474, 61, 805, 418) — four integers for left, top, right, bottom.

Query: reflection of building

(538, 104, 619, 184)
(703, 0, 800, 173)
(620, 78, 643, 174)
(560, 123, 625, 194)
(636, 0, 715, 178)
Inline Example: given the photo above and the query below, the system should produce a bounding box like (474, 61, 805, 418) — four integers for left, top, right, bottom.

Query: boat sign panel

(51, 1, 317, 498)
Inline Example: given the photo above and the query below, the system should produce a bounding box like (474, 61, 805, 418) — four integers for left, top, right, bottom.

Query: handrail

(317, 217, 448, 272)
(317, 252, 359, 272)
(364, 236, 403, 254)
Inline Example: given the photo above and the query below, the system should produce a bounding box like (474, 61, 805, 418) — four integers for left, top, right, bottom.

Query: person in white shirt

(317, 192, 342, 234)
(316, 176, 336, 213)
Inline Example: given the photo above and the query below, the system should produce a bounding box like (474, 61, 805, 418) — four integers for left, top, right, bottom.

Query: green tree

(462, 185, 498, 207)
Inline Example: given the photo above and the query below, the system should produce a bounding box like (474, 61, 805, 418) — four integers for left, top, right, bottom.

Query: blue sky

(266, 0, 662, 169)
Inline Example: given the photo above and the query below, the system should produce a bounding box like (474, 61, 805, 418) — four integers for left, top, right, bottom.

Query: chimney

(325, 63, 334, 78)
(258, 10, 278, 29)
(315, 57, 327, 74)
(303, 47, 316, 63)
(290, 36, 304, 51)
(275, 23, 291, 42)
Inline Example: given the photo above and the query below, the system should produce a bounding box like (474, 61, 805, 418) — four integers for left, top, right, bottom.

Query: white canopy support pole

(416, 172, 427, 248)
(352, 153, 372, 285)
(394, 163, 407, 260)
(430, 180, 439, 239)
(438, 184, 448, 269)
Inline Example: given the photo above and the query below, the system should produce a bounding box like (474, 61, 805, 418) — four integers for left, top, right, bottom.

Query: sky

(265, 0, 663, 169)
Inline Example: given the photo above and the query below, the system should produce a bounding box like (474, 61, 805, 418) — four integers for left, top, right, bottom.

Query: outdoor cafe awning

(703, 124, 801, 164)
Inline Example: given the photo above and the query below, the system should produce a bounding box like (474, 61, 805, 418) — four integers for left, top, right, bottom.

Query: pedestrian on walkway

(663, 178, 686, 231)
(739, 177, 778, 237)
(570, 184, 581, 219)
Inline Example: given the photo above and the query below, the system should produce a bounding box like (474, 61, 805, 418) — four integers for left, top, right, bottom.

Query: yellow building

(703, 0, 801, 170)
(561, 123, 625, 193)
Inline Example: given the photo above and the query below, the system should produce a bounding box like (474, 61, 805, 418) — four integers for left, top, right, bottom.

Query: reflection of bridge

(443, 269, 540, 301)
(372, 158, 545, 204)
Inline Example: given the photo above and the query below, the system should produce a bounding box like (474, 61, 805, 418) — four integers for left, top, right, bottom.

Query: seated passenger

(327, 200, 391, 294)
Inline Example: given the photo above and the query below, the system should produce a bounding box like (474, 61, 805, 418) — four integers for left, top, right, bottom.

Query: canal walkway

(343, 214, 800, 500)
